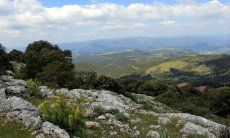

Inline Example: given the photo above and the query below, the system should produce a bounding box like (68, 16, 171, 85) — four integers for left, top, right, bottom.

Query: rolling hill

(59, 36, 230, 55)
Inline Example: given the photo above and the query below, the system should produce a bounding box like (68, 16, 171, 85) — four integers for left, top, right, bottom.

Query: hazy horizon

(0, 0, 230, 48)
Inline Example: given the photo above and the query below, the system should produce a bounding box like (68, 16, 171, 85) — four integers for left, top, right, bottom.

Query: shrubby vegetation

(0, 43, 12, 75)
(22, 41, 75, 88)
(75, 71, 124, 94)
(39, 95, 85, 134)
(119, 74, 230, 124)
(7, 49, 23, 62)
(26, 79, 42, 98)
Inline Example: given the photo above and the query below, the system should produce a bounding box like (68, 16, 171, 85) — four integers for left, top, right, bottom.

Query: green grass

(146, 59, 212, 75)
(24, 97, 45, 107)
(115, 113, 130, 124)
(0, 117, 34, 138)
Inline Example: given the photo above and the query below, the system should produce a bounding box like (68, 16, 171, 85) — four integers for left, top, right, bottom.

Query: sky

(0, 0, 230, 49)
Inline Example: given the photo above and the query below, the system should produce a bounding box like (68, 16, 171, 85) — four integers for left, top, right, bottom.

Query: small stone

(147, 131, 160, 138)
(36, 133, 45, 138)
(85, 121, 100, 128)
(98, 115, 106, 120)
(110, 132, 118, 135)
(149, 125, 161, 129)
(157, 117, 171, 125)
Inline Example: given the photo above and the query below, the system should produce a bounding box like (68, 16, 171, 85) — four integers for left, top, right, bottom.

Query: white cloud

(0, 0, 230, 47)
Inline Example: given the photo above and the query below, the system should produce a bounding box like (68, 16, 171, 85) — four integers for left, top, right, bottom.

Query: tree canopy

(23, 40, 75, 88)
(0, 43, 12, 75)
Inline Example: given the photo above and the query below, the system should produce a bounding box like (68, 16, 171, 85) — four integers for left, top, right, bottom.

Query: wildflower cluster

(39, 95, 82, 130)
(26, 78, 42, 97)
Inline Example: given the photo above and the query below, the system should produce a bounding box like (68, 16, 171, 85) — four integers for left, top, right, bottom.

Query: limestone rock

(36, 133, 45, 138)
(42, 122, 70, 138)
(0, 88, 6, 99)
(93, 90, 129, 112)
(39, 86, 53, 97)
(0, 75, 14, 81)
(6, 86, 25, 94)
(98, 115, 106, 120)
(85, 121, 100, 128)
(147, 131, 160, 138)
(157, 117, 171, 125)
(7, 96, 36, 111)
(4, 79, 27, 87)
(180, 122, 216, 138)
(0, 96, 10, 112)
(160, 113, 224, 135)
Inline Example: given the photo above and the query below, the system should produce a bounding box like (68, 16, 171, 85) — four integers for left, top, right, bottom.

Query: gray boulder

(42, 122, 70, 138)
(7, 96, 36, 111)
(6, 86, 25, 94)
(0, 88, 9, 112)
(6, 70, 14, 76)
(6, 110, 42, 130)
(157, 117, 171, 125)
(0, 97, 10, 112)
(0, 88, 6, 99)
(94, 90, 129, 112)
(5, 79, 27, 87)
(146, 131, 160, 138)
(0, 75, 14, 81)
(160, 113, 224, 135)
(180, 122, 216, 138)
(39, 86, 53, 97)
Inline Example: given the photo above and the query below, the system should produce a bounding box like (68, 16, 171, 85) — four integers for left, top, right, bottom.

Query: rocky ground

(0, 72, 226, 138)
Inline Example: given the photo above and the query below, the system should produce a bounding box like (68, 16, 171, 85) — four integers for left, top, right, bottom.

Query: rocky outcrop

(41, 122, 70, 138)
(159, 113, 224, 136)
(157, 116, 171, 125)
(1, 75, 27, 94)
(181, 122, 216, 138)
(6, 96, 37, 111)
(0, 75, 69, 138)
(55, 89, 140, 113)
(39, 86, 53, 97)
(0, 75, 227, 138)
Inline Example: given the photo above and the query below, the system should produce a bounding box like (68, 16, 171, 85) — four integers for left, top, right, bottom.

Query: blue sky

(0, 0, 230, 48)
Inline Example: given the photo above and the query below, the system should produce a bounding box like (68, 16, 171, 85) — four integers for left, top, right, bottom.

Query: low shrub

(93, 106, 105, 115)
(25, 78, 42, 98)
(108, 109, 120, 115)
(39, 95, 84, 131)
(115, 113, 129, 124)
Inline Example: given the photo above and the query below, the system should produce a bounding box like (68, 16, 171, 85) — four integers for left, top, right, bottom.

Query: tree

(137, 80, 169, 96)
(23, 40, 75, 88)
(0, 43, 12, 75)
(7, 49, 23, 62)
(97, 75, 124, 93)
(37, 61, 76, 88)
(208, 87, 230, 117)
(75, 71, 98, 89)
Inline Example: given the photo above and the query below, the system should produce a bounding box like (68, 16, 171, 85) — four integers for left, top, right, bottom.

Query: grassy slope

(0, 117, 34, 138)
(146, 55, 222, 75)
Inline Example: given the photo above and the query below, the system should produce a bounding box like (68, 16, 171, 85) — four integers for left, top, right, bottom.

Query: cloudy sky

(0, 0, 230, 49)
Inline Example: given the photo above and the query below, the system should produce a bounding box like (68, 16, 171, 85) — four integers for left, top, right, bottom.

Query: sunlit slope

(146, 55, 219, 74)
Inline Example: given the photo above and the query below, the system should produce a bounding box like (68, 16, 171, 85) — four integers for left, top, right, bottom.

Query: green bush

(23, 41, 75, 89)
(208, 87, 230, 117)
(137, 80, 169, 96)
(25, 79, 42, 98)
(115, 113, 129, 124)
(0, 44, 13, 75)
(39, 95, 83, 131)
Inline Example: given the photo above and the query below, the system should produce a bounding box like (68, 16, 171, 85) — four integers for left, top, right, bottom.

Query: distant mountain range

(59, 36, 230, 55)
